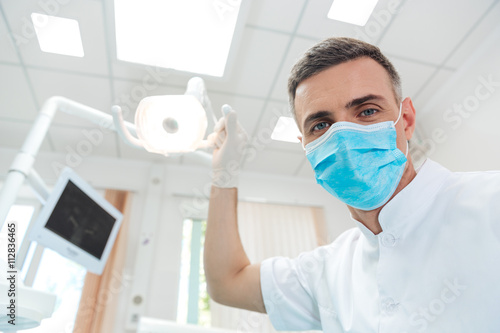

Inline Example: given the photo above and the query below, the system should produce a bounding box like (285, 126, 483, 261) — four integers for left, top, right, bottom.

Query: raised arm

(203, 106, 265, 313)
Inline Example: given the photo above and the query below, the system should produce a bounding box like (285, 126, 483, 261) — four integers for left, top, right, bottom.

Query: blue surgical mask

(305, 104, 408, 211)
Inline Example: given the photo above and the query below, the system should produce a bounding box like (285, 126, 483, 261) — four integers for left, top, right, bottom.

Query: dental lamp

(0, 77, 216, 330)
(112, 77, 218, 155)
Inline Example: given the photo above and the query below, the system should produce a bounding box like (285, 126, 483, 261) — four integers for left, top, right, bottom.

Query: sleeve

(260, 255, 322, 331)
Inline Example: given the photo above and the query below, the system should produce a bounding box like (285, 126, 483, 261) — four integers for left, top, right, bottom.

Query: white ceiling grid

(0, 0, 498, 178)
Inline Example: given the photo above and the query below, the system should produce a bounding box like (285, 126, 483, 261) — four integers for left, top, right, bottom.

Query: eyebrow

(302, 110, 331, 132)
(345, 94, 386, 109)
(302, 94, 387, 131)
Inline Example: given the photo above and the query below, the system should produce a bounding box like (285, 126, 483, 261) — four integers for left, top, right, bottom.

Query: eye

(312, 121, 330, 132)
(359, 108, 378, 117)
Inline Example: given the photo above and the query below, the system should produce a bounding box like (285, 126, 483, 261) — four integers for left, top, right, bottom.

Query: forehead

(294, 57, 395, 128)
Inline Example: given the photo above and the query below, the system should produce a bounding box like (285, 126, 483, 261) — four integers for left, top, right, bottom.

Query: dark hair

(288, 37, 402, 120)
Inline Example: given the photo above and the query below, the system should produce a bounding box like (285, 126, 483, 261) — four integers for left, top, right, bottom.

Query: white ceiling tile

(207, 27, 290, 98)
(0, 119, 51, 151)
(48, 124, 118, 158)
(0, 12, 18, 63)
(243, 147, 304, 176)
(379, 0, 495, 65)
(389, 56, 437, 101)
(271, 37, 317, 101)
(27, 67, 112, 126)
(445, 1, 500, 69)
(0, 64, 38, 121)
(207, 91, 266, 136)
(112, 60, 181, 87)
(246, 0, 306, 33)
(2, 0, 109, 75)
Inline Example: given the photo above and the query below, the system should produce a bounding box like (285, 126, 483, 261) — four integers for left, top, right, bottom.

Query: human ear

(401, 97, 416, 140)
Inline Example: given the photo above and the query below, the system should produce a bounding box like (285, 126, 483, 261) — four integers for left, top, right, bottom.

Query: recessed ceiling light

(114, 0, 242, 77)
(31, 13, 84, 57)
(271, 117, 302, 143)
(327, 0, 379, 26)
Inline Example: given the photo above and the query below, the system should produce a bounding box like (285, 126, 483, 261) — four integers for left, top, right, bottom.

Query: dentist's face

(294, 57, 414, 154)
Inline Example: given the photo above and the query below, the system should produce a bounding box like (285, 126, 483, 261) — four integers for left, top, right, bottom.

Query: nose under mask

(305, 104, 408, 211)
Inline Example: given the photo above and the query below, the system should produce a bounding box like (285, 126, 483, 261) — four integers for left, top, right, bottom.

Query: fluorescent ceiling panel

(31, 13, 84, 57)
(114, 0, 242, 77)
(327, 0, 379, 26)
(271, 116, 301, 143)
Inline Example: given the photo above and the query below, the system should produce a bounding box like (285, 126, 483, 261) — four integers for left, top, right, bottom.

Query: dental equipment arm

(203, 106, 265, 313)
(0, 96, 137, 230)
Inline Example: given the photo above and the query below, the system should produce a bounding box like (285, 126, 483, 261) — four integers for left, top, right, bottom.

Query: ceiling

(0, 0, 499, 179)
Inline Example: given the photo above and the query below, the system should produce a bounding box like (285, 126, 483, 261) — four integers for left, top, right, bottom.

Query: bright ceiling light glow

(114, 0, 242, 77)
(327, 0, 379, 26)
(31, 13, 84, 57)
(271, 116, 301, 143)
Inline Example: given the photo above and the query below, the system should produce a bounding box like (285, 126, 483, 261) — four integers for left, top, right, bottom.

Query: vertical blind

(210, 201, 326, 333)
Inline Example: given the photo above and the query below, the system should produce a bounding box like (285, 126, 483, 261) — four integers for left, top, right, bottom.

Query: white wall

(413, 26, 500, 171)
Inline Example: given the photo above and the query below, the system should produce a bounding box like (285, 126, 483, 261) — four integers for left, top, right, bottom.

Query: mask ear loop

(394, 103, 403, 126)
(394, 103, 409, 157)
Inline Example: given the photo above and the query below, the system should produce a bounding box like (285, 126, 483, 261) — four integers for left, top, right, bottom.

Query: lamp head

(134, 95, 208, 155)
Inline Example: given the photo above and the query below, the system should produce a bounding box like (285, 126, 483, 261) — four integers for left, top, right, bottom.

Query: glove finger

(224, 111, 238, 140)
(216, 131, 226, 147)
(207, 132, 218, 148)
(221, 104, 232, 116)
(238, 123, 249, 142)
(214, 116, 226, 133)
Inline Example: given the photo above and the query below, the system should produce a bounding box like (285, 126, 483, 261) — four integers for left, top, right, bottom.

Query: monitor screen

(44, 180, 117, 259)
(29, 167, 123, 275)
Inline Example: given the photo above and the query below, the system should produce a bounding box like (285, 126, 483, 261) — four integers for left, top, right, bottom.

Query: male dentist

(204, 37, 500, 332)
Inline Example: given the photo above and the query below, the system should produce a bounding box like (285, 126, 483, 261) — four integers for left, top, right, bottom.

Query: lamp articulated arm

(111, 105, 144, 149)
(0, 96, 137, 229)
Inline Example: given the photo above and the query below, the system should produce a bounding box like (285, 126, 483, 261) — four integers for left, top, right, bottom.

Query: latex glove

(207, 104, 248, 188)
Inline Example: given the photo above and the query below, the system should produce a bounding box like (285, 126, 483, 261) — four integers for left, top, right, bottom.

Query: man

(204, 37, 500, 332)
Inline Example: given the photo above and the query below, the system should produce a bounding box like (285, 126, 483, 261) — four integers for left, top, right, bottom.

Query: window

(177, 219, 211, 327)
(1, 204, 34, 259)
(24, 248, 86, 332)
(1, 203, 86, 332)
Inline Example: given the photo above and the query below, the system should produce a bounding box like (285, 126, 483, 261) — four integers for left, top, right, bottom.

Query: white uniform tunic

(260, 159, 500, 332)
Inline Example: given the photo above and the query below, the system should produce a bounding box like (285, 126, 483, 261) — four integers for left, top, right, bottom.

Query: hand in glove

(207, 104, 249, 188)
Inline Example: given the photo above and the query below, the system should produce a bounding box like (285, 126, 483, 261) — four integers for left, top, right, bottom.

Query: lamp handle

(185, 77, 218, 126)
(111, 105, 144, 149)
